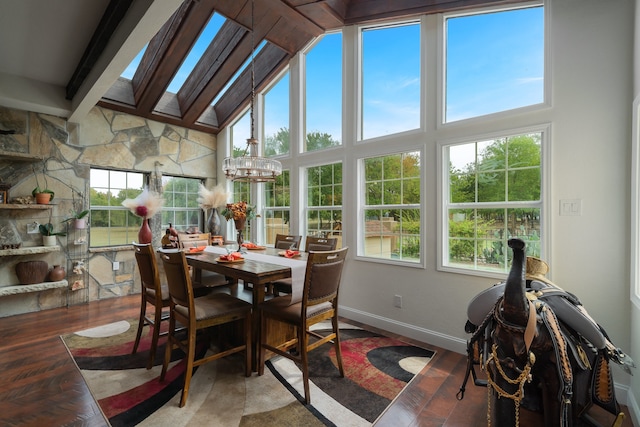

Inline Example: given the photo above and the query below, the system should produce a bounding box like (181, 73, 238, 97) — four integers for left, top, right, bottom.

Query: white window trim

(355, 146, 427, 268)
(437, 123, 551, 280)
(631, 94, 640, 309)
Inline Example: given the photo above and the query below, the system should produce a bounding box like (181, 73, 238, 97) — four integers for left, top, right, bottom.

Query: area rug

(61, 319, 435, 426)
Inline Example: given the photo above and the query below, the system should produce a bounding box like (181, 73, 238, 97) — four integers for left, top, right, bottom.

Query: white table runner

(204, 246, 307, 304)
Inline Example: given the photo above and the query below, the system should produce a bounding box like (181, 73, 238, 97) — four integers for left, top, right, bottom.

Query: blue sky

(121, 5, 543, 154)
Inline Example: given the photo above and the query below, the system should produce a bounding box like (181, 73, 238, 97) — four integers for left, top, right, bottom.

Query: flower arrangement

(196, 183, 228, 211)
(121, 187, 164, 218)
(221, 201, 256, 221)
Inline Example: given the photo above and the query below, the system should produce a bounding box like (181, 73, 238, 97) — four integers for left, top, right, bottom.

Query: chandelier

(223, 0, 282, 183)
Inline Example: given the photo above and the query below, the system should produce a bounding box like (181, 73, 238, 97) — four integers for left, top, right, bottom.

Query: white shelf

(0, 245, 60, 256)
(0, 280, 68, 296)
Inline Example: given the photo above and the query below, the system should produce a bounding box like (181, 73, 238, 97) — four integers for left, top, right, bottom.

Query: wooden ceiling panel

(95, 0, 533, 134)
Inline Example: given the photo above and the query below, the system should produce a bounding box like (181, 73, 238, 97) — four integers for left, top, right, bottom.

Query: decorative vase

(48, 265, 66, 282)
(207, 208, 221, 235)
(74, 218, 86, 229)
(138, 217, 152, 244)
(234, 218, 246, 251)
(15, 260, 48, 284)
(42, 235, 56, 246)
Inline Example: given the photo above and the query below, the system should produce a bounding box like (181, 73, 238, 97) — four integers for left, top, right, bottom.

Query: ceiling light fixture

(223, 0, 282, 183)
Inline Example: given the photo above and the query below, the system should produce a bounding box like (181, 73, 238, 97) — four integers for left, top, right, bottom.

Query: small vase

(138, 217, 152, 244)
(48, 265, 66, 282)
(207, 208, 221, 235)
(234, 218, 246, 251)
(74, 218, 86, 229)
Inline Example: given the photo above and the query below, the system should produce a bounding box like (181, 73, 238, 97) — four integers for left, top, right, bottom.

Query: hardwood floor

(0, 295, 633, 426)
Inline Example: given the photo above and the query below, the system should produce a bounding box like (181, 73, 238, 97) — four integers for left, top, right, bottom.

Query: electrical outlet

(394, 295, 402, 308)
(112, 261, 120, 271)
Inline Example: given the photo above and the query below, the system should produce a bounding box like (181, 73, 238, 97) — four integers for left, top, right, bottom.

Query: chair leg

(332, 316, 345, 377)
(147, 304, 163, 369)
(180, 326, 197, 407)
(244, 314, 252, 377)
(258, 311, 267, 376)
(132, 297, 146, 355)
(300, 326, 311, 404)
(160, 314, 175, 382)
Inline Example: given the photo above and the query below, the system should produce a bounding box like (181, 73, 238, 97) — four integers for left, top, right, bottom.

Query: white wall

(338, 0, 636, 397)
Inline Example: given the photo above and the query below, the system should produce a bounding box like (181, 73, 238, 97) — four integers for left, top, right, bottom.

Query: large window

(443, 130, 543, 273)
(361, 22, 420, 140)
(362, 152, 421, 262)
(304, 32, 342, 151)
(264, 71, 290, 157)
(161, 176, 202, 233)
(89, 169, 145, 247)
(263, 170, 290, 244)
(444, 5, 544, 123)
(306, 163, 342, 246)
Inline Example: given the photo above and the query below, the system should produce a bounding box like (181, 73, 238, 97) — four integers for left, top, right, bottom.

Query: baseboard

(340, 304, 640, 424)
(339, 305, 468, 354)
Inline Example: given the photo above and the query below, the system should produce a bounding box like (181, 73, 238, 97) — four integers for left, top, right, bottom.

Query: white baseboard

(340, 304, 640, 425)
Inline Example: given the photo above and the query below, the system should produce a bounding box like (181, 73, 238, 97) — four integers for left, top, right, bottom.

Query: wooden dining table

(185, 245, 308, 369)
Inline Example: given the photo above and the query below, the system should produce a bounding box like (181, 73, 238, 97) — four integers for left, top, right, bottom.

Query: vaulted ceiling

(0, 0, 529, 135)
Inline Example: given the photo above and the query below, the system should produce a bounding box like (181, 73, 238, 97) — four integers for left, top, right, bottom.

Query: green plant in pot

(61, 209, 89, 229)
(31, 163, 55, 204)
(39, 222, 66, 246)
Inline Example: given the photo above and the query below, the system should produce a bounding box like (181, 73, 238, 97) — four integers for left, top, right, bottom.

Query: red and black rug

(62, 320, 434, 426)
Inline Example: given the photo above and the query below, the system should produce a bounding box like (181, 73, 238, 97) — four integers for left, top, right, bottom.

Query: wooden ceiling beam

(214, 43, 289, 130)
(132, 0, 216, 114)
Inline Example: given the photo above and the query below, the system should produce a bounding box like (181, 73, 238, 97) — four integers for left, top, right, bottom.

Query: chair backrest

(178, 232, 211, 248)
(133, 243, 162, 295)
(302, 247, 348, 308)
(158, 249, 194, 310)
(304, 236, 338, 252)
(274, 234, 301, 250)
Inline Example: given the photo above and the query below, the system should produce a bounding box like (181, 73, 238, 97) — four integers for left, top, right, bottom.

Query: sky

(120, 5, 543, 168)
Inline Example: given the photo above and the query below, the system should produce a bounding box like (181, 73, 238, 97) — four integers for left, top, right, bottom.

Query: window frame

(437, 124, 550, 279)
(160, 175, 204, 233)
(357, 149, 424, 265)
(89, 168, 147, 248)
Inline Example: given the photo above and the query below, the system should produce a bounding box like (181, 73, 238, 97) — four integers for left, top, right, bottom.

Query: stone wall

(0, 106, 218, 317)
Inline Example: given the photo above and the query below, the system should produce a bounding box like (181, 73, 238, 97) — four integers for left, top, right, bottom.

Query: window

(306, 163, 342, 246)
(89, 169, 145, 247)
(264, 71, 290, 157)
(304, 32, 342, 151)
(161, 176, 202, 233)
(362, 152, 421, 262)
(443, 130, 543, 273)
(263, 170, 290, 244)
(444, 5, 544, 123)
(361, 22, 420, 140)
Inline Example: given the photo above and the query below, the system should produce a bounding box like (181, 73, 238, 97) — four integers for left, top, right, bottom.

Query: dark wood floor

(0, 295, 633, 427)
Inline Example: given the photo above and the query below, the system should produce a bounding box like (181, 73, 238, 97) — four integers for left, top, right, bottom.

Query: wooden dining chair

(176, 232, 229, 289)
(158, 249, 252, 408)
(132, 242, 171, 369)
(274, 234, 301, 250)
(271, 236, 338, 296)
(258, 247, 348, 404)
(177, 232, 211, 248)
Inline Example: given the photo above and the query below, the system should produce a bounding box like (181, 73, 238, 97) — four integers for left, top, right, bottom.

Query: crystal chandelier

(223, 0, 282, 183)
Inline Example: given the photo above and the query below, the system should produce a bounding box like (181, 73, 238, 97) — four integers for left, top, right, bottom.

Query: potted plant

(62, 209, 89, 229)
(31, 163, 54, 204)
(39, 222, 66, 246)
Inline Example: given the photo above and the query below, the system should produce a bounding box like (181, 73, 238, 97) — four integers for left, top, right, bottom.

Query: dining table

(185, 244, 308, 369)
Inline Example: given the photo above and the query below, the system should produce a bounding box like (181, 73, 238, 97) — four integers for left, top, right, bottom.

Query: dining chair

(158, 249, 252, 408)
(177, 232, 229, 289)
(132, 242, 171, 369)
(271, 236, 339, 296)
(274, 234, 301, 250)
(258, 247, 348, 404)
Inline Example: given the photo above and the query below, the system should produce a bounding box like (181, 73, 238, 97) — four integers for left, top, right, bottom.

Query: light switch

(559, 199, 581, 216)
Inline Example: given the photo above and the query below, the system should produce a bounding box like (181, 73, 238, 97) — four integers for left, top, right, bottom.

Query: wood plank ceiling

(89, 0, 530, 134)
